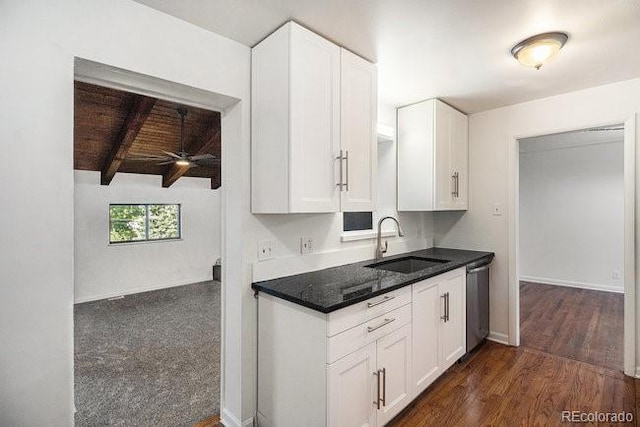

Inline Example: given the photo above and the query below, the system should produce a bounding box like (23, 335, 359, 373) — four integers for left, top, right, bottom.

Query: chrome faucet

(375, 216, 405, 260)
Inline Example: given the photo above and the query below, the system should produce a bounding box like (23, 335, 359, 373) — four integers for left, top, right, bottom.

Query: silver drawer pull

(367, 318, 396, 333)
(367, 295, 395, 308)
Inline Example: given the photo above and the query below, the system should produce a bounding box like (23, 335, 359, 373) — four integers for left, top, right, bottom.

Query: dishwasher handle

(467, 264, 490, 275)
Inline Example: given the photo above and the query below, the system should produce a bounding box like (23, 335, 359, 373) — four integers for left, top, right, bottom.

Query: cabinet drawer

(327, 286, 411, 337)
(327, 303, 411, 364)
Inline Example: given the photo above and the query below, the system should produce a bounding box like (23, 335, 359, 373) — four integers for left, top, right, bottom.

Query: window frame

(342, 211, 374, 233)
(109, 203, 182, 244)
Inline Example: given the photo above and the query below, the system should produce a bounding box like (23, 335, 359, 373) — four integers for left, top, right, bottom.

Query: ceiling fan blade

(189, 154, 216, 161)
(136, 153, 168, 158)
(157, 160, 176, 165)
(128, 156, 172, 162)
(163, 151, 183, 159)
(195, 158, 221, 166)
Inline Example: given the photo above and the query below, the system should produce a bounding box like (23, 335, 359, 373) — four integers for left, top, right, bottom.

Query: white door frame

(507, 115, 636, 377)
(73, 57, 240, 410)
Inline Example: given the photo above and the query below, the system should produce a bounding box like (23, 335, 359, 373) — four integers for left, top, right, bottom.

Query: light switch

(300, 237, 313, 254)
(492, 203, 504, 216)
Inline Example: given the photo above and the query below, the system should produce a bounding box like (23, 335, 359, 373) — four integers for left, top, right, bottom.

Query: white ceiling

(133, 0, 640, 113)
(520, 126, 624, 153)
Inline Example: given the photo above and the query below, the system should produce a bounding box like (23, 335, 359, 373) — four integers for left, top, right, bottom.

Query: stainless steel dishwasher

(466, 259, 491, 352)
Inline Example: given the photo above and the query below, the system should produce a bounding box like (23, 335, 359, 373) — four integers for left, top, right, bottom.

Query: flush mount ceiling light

(511, 32, 569, 70)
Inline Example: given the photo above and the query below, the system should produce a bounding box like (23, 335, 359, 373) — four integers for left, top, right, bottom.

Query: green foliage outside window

(109, 204, 181, 243)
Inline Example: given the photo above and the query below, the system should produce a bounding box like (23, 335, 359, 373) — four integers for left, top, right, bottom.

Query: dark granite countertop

(252, 247, 494, 313)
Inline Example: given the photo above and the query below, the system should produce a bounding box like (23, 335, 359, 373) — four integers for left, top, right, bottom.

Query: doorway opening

(72, 60, 229, 426)
(517, 125, 625, 371)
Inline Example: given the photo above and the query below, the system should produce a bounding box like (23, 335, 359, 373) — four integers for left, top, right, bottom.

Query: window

(109, 204, 181, 243)
(343, 212, 373, 232)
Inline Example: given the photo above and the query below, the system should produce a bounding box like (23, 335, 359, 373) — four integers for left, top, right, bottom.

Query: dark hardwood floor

(520, 281, 624, 371)
(390, 342, 636, 426)
(193, 414, 221, 427)
(391, 283, 630, 426)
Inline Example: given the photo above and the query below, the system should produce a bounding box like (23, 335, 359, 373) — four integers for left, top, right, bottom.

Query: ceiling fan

(129, 107, 218, 168)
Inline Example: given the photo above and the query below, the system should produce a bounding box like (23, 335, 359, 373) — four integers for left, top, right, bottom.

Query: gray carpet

(74, 281, 221, 426)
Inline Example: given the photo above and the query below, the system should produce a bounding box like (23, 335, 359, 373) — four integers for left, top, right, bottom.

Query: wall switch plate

(300, 237, 313, 254)
(257, 240, 275, 261)
(492, 203, 504, 216)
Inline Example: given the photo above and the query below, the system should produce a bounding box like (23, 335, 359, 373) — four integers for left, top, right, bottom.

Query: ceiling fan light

(175, 159, 190, 166)
(511, 32, 568, 70)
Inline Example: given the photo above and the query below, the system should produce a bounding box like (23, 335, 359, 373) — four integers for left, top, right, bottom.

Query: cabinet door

(328, 343, 377, 427)
(433, 100, 454, 210)
(376, 323, 412, 426)
(450, 109, 468, 210)
(397, 100, 435, 211)
(439, 269, 466, 370)
(340, 48, 377, 212)
(289, 23, 341, 213)
(411, 279, 441, 395)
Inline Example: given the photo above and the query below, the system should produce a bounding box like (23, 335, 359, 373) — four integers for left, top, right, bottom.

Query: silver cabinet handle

(367, 318, 396, 333)
(373, 370, 381, 409)
(453, 172, 458, 197)
(451, 172, 459, 198)
(446, 292, 450, 322)
(367, 295, 395, 308)
(344, 150, 349, 191)
(381, 367, 386, 407)
(336, 150, 344, 190)
(440, 292, 450, 322)
(451, 173, 456, 197)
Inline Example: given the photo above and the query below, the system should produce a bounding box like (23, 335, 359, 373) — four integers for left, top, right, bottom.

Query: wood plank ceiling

(74, 81, 221, 189)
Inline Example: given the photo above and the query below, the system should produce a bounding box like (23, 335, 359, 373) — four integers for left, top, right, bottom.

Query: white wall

(519, 141, 624, 292)
(435, 77, 639, 364)
(74, 171, 221, 302)
(0, 1, 251, 425)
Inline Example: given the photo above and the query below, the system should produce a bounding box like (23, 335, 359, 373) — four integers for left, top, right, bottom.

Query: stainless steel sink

(365, 256, 449, 274)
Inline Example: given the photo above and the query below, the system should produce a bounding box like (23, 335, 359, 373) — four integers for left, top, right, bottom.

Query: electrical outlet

(257, 240, 275, 261)
(300, 237, 313, 254)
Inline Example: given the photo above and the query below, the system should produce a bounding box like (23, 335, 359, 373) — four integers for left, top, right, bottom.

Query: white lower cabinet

(374, 323, 412, 426)
(328, 343, 377, 427)
(328, 322, 412, 427)
(411, 267, 466, 396)
(257, 268, 466, 427)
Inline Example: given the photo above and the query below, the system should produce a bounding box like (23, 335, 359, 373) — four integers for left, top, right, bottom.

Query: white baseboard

(487, 331, 509, 345)
(252, 237, 433, 282)
(519, 275, 623, 294)
(73, 275, 214, 303)
(220, 407, 253, 427)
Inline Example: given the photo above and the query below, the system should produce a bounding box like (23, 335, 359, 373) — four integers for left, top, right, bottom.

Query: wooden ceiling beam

(162, 115, 221, 188)
(162, 163, 191, 188)
(211, 169, 221, 190)
(101, 95, 157, 185)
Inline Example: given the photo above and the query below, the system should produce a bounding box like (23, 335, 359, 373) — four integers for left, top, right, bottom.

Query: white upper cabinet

(251, 22, 377, 213)
(397, 99, 468, 211)
(340, 48, 377, 212)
